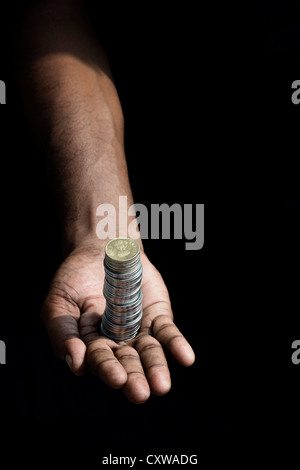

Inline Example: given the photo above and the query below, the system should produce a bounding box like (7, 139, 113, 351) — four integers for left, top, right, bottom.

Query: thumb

(62, 337, 87, 376)
(41, 301, 87, 376)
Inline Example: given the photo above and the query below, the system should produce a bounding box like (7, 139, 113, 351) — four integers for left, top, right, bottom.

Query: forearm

(18, 0, 139, 254)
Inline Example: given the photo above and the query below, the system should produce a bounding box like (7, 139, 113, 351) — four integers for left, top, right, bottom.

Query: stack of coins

(100, 238, 143, 342)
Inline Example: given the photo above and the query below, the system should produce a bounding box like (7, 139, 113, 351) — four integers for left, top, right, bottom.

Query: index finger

(86, 337, 128, 389)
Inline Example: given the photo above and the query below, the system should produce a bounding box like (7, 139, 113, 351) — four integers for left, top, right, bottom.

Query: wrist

(62, 218, 144, 258)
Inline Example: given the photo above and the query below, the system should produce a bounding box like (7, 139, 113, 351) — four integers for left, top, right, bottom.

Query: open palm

(41, 245, 195, 403)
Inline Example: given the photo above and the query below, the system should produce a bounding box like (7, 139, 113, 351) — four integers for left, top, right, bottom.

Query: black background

(0, 0, 300, 464)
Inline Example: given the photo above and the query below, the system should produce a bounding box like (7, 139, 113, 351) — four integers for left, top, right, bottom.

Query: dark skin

(18, 0, 195, 404)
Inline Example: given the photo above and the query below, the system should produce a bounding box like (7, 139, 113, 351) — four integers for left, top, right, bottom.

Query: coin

(100, 238, 143, 342)
(105, 238, 140, 263)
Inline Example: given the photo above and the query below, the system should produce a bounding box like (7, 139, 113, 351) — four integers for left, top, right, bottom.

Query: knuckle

(115, 345, 139, 360)
(152, 314, 173, 329)
(165, 334, 184, 348)
(86, 338, 107, 355)
(152, 315, 175, 337)
(146, 362, 168, 371)
(135, 334, 162, 354)
(87, 348, 116, 369)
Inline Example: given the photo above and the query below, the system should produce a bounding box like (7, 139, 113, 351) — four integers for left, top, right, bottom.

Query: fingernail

(65, 354, 73, 369)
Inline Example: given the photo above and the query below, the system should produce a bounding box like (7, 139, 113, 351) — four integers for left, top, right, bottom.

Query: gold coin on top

(105, 238, 140, 262)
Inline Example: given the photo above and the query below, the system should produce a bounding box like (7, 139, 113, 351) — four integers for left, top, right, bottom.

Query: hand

(41, 244, 195, 403)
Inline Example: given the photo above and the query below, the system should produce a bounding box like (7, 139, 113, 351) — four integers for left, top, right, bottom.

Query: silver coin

(100, 238, 143, 342)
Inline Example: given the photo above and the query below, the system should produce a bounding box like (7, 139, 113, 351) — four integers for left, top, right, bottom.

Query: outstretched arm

(18, 0, 134, 254)
(18, 0, 195, 403)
